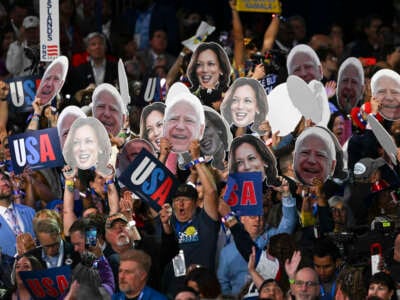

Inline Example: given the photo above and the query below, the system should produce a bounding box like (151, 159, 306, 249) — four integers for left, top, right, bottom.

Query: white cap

(22, 16, 39, 29)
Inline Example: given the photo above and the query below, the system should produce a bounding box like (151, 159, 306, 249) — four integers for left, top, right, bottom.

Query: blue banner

(8, 128, 64, 174)
(223, 172, 263, 216)
(118, 149, 179, 211)
(5, 75, 40, 112)
(20, 266, 71, 300)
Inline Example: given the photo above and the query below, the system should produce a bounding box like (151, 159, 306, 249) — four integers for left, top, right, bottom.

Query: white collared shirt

(0, 203, 25, 232)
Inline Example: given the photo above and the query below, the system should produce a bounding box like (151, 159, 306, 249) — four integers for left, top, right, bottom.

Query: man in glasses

(291, 267, 320, 300)
(28, 218, 80, 269)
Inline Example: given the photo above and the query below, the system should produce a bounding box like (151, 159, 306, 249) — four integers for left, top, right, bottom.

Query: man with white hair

(336, 57, 365, 113)
(371, 68, 400, 121)
(92, 83, 126, 137)
(163, 82, 205, 153)
(286, 44, 323, 83)
(293, 126, 337, 186)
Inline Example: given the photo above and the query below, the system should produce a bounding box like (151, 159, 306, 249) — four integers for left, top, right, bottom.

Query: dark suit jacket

(26, 240, 81, 270)
(64, 59, 118, 97)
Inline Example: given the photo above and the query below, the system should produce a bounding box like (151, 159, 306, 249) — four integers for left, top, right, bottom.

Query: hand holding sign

(0, 80, 9, 100)
(271, 177, 290, 197)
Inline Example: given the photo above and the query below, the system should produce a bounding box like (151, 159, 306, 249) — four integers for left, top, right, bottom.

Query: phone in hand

(85, 227, 97, 248)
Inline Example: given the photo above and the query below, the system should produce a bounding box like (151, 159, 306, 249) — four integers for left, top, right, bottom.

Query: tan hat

(105, 213, 128, 229)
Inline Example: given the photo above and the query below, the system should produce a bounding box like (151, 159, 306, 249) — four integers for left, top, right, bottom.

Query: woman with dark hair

(5, 254, 45, 300)
(221, 77, 268, 135)
(335, 266, 366, 300)
(140, 102, 166, 153)
(63, 117, 111, 174)
(185, 265, 221, 299)
(229, 134, 279, 187)
(186, 42, 232, 110)
(327, 111, 348, 146)
(367, 272, 396, 300)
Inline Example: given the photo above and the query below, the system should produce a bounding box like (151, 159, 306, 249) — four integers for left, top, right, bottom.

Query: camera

(85, 227, 97, 248)
(245, 49, 285, 75)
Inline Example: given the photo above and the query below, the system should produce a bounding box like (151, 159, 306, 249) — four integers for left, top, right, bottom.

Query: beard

(116, 232, 130, 247)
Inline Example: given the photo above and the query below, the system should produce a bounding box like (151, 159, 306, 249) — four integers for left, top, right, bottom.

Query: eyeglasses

(294, 280, 319, 287)
(42, 240, 60, 249)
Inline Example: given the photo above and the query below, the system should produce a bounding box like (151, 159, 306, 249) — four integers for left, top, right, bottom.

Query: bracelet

(221, 211, 236, 223)
(105, 179, 114, 185)
(31, 116, 39, 122)
(65, 179, 74, 185)
(65, 180, 74, 192)
(289, 278, 295, 284)
(33, 113, 41, 118)
(179, 51, 186, 57)
(184, 157, 206, 170)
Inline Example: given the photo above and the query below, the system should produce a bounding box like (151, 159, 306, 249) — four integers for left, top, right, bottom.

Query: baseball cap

(23, 16, 39, 29)
(174, 183, 198, 201)
(353, 157, 386, 181)
(105, 213, 128, 229)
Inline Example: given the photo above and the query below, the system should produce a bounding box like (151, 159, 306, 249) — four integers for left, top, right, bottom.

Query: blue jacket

(218, 195, 297, 295)
(0, 203, 35, 256)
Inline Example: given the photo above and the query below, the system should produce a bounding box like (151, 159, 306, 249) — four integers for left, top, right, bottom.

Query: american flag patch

(47, 45, 58, 56)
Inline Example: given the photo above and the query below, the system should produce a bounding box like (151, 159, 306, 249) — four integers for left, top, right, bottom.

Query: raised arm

(26, 98, 43, 131)
(261, 14, 280, 53)
(0, 81, 9, 130)
(230, 0, 245, 72)
(62, 165, 78, 237)
(189, 140, 218, 220)
(97, 164, 119, 215)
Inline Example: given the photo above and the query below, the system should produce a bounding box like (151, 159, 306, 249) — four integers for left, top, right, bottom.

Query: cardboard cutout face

(221, 78, 268, 133)
(117, 138, 155, 174)
(163, 82, 205, 153)
(186, 42, 231, 91)
(228, 134, 278, 183)
(286, 44, 322, 83)
(92, 83, 125, 137)
(371, 69, 400, 121)
(201, 106, 232, 170)
(293, 127, 337, 186)
(336, 58, 364, 114)
(140, 102, 165, 152)
(266, 82, 302, 136)
(57, 106, 86, 149)
(36, 56, 68, 106)
(63, 117, 111, 171)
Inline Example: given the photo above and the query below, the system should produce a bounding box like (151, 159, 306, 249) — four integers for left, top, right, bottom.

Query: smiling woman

(63, 117, 111, 171)
(228, 134, 278, 186)
(186, 42, 231, 109)
(221, 77, 268, 134)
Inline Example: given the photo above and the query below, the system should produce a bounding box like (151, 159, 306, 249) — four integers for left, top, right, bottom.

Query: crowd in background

(1, 0, 400, 300)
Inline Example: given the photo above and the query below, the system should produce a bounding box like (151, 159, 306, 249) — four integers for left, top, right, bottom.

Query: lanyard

(320, 281, 336, 299)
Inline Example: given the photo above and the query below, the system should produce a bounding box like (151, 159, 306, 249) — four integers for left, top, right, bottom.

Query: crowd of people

(1, 0, 400, 300)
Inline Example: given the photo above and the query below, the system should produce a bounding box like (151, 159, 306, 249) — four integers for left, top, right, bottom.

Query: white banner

(40, 0, 60, 62)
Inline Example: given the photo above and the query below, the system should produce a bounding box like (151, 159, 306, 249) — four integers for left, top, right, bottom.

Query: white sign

(40, 0, 60, 61)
